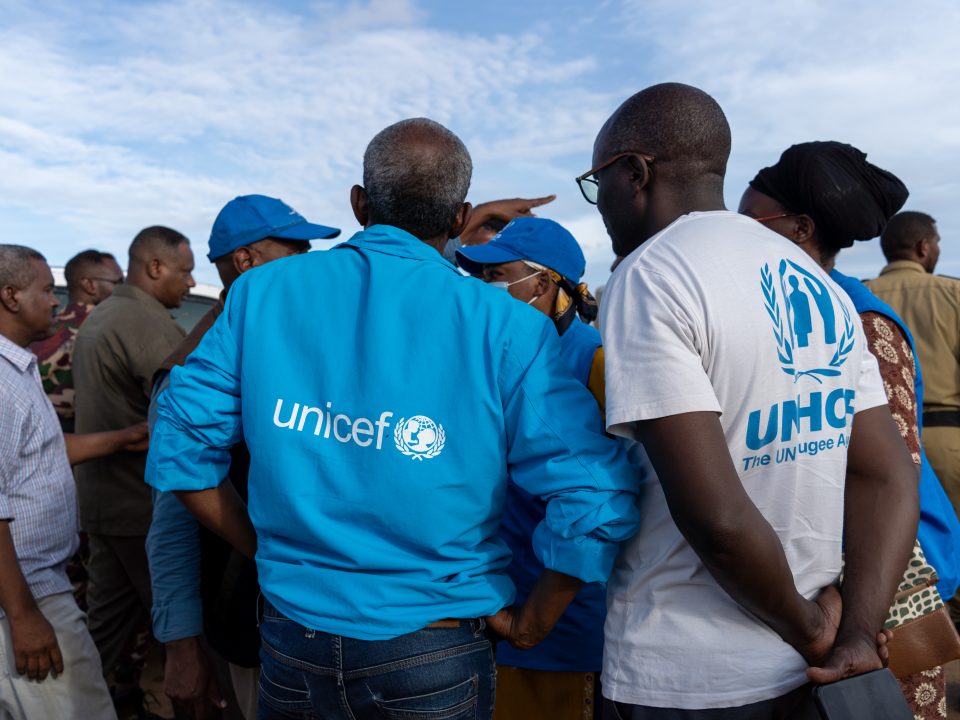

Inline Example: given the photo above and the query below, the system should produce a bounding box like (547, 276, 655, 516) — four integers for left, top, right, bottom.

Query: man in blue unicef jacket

(145, 118, 641, 720)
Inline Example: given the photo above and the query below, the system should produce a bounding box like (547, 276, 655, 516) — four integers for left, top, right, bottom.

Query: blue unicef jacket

(146, 225, 641, 640)
(832, 270, 960, 598)
(498, 318, 607, 672)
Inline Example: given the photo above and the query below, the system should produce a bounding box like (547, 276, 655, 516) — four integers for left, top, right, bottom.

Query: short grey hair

(0, 244, 46, 290)
(363, 118, 472, 239)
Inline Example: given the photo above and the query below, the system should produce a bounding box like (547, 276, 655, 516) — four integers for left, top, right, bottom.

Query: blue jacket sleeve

(501, 314, 642, 583)
(146, 489, 204, 642)
(146, 283, 245, 493)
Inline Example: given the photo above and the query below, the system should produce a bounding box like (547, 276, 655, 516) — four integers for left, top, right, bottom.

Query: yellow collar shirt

(868, 260, 960, 411)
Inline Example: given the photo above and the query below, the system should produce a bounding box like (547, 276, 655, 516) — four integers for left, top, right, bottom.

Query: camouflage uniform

(29, 302, 93, 430)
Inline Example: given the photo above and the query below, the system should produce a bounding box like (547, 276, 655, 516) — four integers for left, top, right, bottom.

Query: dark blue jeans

(257, 600, 495, 719)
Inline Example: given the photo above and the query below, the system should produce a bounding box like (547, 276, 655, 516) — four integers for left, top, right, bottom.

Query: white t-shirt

(600, 211, 887, 709)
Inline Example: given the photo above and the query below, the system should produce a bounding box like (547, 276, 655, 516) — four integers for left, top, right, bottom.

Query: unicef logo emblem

(393, 416, 446, 461)
(761, 259, 855, 383)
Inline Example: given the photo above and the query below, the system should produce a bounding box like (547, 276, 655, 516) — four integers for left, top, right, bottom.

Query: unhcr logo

(761, 259, 855, 383)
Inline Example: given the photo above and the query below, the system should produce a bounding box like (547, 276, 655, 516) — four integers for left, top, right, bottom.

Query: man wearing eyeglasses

(30, 250, 124, 434)
(581, 83, 918, 718)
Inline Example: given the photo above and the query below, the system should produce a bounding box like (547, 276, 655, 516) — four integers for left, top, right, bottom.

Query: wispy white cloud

(0, 0, 609, 281)
(1, 0, 957, 291)
(614, 0, 960, 278)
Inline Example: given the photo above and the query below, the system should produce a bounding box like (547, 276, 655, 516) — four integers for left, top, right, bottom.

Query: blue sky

(1, 0, 958, 290)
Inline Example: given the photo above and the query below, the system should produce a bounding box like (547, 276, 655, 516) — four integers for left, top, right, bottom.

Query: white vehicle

(51, 267, 222, 332)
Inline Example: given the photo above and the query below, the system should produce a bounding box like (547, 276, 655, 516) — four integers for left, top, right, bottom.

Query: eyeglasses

(90, 276, 123, 285)
(752, 213, 798, 224)
(576, 152, 655, 205)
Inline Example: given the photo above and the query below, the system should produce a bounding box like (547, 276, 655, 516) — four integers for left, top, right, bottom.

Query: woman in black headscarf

(739, 142, 956, 719)
(741, 141, 907, 269)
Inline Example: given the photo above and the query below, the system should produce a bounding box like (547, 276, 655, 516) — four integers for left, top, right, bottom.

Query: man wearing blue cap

(144, 118, 640, 720)
(147, 195, 339, 720)
(457, 217, 607, 720)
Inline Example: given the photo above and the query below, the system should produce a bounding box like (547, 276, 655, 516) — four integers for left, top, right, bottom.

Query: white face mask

(489, 271, 539, 292)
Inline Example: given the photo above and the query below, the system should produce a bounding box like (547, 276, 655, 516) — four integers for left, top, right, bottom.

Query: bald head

(598, 83, 731, 184)
(590, 83, 730, 256)
(126, 225, 195, 308)
(128, 226, 188, 266)
(361, 118, 472, 241)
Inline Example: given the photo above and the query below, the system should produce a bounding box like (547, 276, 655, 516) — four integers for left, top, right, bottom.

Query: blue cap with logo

(207, 194, 341, 261)
(456, 216, 586, 283)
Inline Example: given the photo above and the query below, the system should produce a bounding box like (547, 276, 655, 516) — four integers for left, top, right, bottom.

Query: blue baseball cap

(456, 216, 586, 283)
(207, 194, 341, 261)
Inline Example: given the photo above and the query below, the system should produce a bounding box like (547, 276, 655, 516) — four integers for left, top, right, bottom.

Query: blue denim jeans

(257, 600, 495, 720)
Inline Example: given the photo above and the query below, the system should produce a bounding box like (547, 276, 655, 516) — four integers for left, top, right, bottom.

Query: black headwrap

(749, 141, 908, 249)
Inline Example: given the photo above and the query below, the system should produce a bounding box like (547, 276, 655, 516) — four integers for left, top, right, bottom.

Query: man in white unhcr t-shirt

(581, 84, 919, 719)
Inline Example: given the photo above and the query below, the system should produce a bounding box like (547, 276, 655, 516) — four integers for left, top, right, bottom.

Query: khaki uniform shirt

(867, 260, 960, 412)
(74, 284, 186, 535)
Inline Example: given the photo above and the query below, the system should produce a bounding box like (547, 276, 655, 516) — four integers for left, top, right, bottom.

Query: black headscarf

(749, 141, 908, 249)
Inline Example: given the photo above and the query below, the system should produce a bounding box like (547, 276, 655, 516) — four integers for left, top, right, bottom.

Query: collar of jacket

(340, 224, 461, 275)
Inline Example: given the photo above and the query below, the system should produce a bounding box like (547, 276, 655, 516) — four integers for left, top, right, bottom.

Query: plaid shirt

(0, 332, 78, 615)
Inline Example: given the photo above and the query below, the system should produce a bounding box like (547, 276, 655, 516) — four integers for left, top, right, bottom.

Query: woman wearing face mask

(457, 217, 605, 720)
(739, 141, 960, 719)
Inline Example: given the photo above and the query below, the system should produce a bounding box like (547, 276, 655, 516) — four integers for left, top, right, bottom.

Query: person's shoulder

(629, 211, 774, 268)
(460, 277, 556, 359)
(229, 247, 350, 302)
(0, 364, 33, 418)
(79, 292, 128, 331)
(932, 273, 960, 286)
(565, 317, 602, 347)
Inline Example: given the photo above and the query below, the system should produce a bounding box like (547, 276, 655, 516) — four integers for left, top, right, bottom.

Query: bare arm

(173, 483, 257, 561)
(808, 405, 919, 683)
(634, 411, 837, 659)
(63, 422, 149, 465)
(458, 195, 556, 246)
(0, 521, 63, 681)
(486, 569, 584, 648)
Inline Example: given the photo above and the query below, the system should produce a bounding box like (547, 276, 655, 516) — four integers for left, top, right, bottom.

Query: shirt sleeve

(146, 284, 245, 493)
(602, 264, 721, 438)
(146, 489, 204, 642)
(586, 346, 606, 418)
(860, 312, 921, 465)
(851, 311, 889, 416)
(131, 329, 186, 400)
(0, 399, 24, 521)
(501, 313, 642, 584)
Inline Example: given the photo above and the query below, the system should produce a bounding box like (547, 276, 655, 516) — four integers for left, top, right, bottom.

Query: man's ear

(232, 247, 255, 274)
(146, 256, 163, 280)
(351, 185, 369, 227)
(916, 238, 932, 261)
(449, 202, 473, 240)
(79, 276, 97, 297)
(626, 155, 653, 195)
(0, 285, 19, 313)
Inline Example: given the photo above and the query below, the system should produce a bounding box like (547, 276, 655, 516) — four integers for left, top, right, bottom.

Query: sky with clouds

(1, 0, 957, 290)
